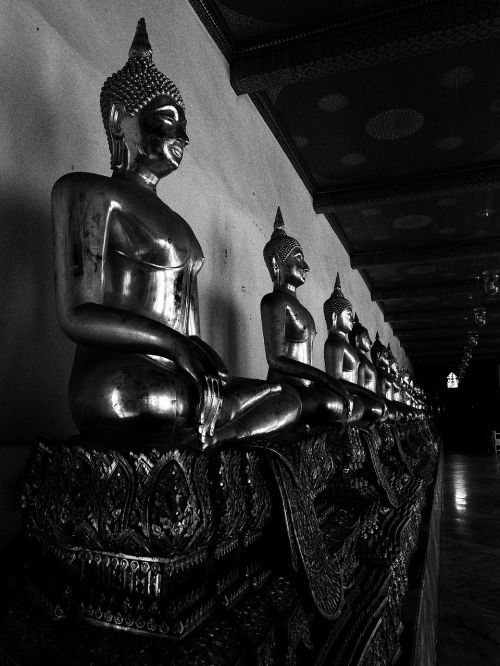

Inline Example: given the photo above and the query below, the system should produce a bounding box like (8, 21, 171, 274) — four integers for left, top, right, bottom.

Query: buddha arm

(324, 341, 381, 402)
(52, 175, 221, 439)
(52, 176, 195, 364)
(187, 275, 230, 386)
(260, 295, 350, 405)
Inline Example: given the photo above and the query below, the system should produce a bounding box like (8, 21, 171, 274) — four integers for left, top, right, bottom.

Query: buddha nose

(177, 125, 189, 146)
(303, 260, 310, 272)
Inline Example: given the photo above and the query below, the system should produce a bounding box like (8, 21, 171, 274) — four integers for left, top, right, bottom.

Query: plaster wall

(0, 0, 409, 450)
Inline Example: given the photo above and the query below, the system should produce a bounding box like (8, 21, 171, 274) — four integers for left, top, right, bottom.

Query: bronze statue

(400, 369, 415, 413)
(349, 314, 377, 392)
(260, 209, 351, 424)
(386, 345, 403, 402)
(349, 312, 387, 420)
(370, 333, 400, 421)
(323, 277, 385, 425)
(52, 19, 301, 449)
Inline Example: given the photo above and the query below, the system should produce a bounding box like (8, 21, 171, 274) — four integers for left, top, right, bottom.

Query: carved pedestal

(1, 417, 440, 665)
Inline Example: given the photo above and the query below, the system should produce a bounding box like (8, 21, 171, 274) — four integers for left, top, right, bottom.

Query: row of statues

(52, 19, 426, 451)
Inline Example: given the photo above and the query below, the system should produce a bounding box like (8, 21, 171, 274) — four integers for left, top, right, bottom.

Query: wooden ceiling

(189, 0, 500, 373)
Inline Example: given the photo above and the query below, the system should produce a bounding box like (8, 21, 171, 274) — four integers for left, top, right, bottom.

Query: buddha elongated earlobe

(271, 256, 281, 286)
(109, 103, 129, 172)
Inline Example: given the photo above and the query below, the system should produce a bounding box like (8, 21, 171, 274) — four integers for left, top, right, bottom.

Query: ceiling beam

(394, 321, 500, 334)
(397, 325, 500, 338)
(352, 238, 500, 269)
(405, 349, 500, 358)
(385, 305, 500, 323)
(230, 0, 500, 96)
(404, 340, 500, 351)
(314, 164, 500, 211)
(372, 281, 478, 301)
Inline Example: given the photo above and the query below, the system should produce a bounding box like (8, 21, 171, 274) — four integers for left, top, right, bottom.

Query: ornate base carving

(12, 417, 439, 662)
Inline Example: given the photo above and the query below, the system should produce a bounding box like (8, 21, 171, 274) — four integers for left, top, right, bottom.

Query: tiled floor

(438, 454, 500, 665)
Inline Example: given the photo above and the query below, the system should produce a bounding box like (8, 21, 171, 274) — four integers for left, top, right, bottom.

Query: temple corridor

(438, 454, 500, 664)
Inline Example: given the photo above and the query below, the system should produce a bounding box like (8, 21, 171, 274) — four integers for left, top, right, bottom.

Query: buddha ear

(108, 102, 129, 172)
(271, 255, 281, 284)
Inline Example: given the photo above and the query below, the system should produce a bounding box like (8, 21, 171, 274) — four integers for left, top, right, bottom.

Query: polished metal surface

(52, 19, 301, 448)
(371, 334, 402, 422)
(323, 276, 385, 425)
(260, 210, 350, 423)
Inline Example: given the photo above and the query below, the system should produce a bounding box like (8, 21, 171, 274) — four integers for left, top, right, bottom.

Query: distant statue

(400, 368, 416, 414)
(323, 276, 385, 425)
(349, 312, 387, 420)
(52, 19, 301, 449)
(260, 209, 351, 425)
(386, 344, 402, 403)
(371, 333, 400, 421)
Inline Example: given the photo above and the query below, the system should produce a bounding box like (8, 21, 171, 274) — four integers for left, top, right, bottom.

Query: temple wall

(0, 0, 409, 448)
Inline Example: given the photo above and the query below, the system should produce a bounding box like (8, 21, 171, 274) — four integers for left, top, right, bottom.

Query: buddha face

(121, 95, 189, 177)
(334, 306, 353, 334)
(358, 329, 372, 353)
(374, 347, 389, 370)
(280, 246, 309, 287)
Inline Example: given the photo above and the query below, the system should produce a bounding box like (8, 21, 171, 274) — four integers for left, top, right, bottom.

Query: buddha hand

(181, 342, 224, 443)
(189, 336, 230, 387)
(325, 376, 353, 420)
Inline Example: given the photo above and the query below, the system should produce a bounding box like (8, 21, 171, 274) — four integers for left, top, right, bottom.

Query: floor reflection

(438, 454, 500, 665)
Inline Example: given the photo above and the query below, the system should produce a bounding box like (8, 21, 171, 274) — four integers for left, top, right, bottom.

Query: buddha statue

(323, 277, 385, 425)
(260, 209, 351, 425)
(400, 369, 415, 415)
(348, 312, 387, 419)
(370, 333, 400, 421)
(52, 19, 301, 449)
(386, 345, 402, 403)
(388, 344, 413, 422)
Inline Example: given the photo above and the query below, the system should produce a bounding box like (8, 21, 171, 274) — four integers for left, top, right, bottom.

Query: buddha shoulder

(52, 172, 204, 267)
(261, 289, 307, 312)
(261, 290, 315, 327)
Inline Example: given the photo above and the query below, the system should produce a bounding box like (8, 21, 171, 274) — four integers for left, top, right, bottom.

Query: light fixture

(482, 269, 500, 296)
(473, 306, 487, 327)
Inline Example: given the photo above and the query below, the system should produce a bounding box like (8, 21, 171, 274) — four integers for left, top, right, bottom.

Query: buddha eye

(155, 105, 179, 123)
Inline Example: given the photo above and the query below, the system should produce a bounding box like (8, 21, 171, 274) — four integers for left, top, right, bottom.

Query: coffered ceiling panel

(190, 0, 500, 372)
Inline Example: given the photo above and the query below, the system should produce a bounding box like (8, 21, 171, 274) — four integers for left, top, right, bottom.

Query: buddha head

(349, 313, 373, 352)
(323, 274, 353, 334)
(263, 208, 309, 288)
(387, 344, 399, 377)
(401, 369, 411, 387)
(100, 19, 189, 177)
(370, 332, 390, 370)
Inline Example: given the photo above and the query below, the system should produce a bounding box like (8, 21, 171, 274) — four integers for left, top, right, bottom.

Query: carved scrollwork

(259, 441, 345, 620)
(16, 417, 439, 651)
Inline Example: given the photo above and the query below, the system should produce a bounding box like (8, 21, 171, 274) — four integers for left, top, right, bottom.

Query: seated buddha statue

(348, 312, 387, 420)
(387, 345, 411, 420)
(400, 369, 415, 416)
(260, 209, 351, 425)
(323, 277, 385, 425)
(370, 333, 400, 422)
(52, 19, 301, 449)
